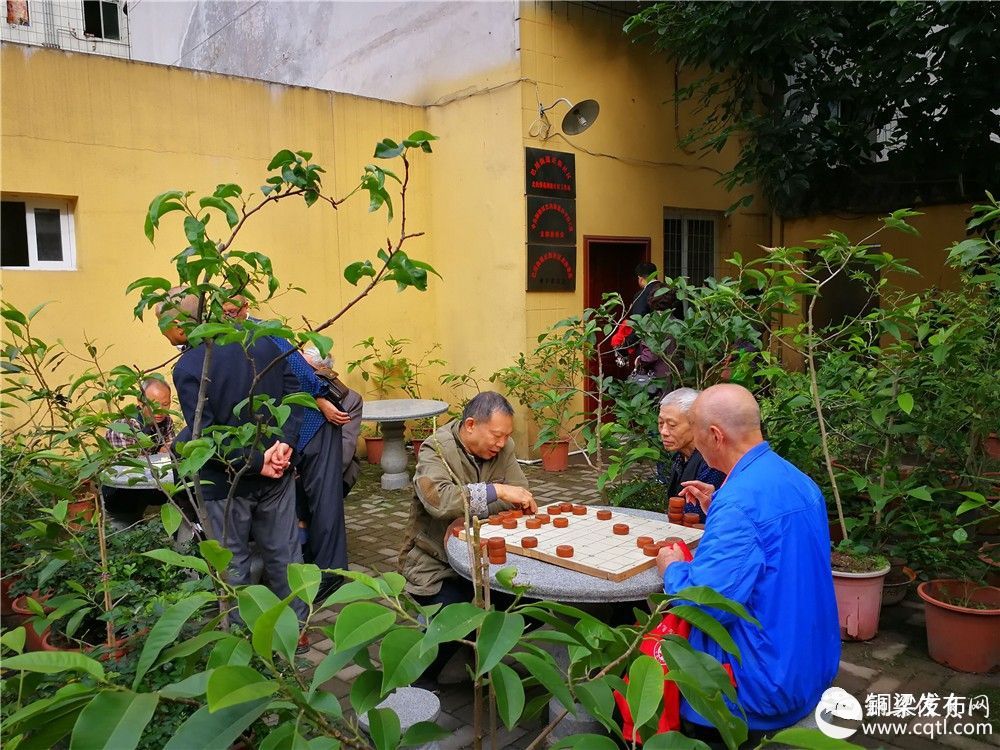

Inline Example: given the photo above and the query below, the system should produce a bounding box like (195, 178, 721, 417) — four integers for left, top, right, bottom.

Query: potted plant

(830, 543, 891, 641)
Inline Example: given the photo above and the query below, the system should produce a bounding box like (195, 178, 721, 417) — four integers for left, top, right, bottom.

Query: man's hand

(262, 440, 293, 478)
(680, 480, 715, 514)
(656, 543, 687, 576)
(316, 398, 351, 425)
(496, 484, 537, 514)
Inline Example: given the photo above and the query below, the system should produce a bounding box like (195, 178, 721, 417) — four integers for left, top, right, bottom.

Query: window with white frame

(1, 197, 77, 270)
(663, 211, 717, 286)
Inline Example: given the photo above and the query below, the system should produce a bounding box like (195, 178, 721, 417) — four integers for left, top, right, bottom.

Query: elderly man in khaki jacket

(398, 391, 536, 607)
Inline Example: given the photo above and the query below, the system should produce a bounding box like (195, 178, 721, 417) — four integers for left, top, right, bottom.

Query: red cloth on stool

(613, 542, 737, 744)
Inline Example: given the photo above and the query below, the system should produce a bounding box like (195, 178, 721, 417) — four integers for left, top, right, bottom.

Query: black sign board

(527, 245, 576, 292)
(527, 195, 576, 246)
(525, 147, 576, 198)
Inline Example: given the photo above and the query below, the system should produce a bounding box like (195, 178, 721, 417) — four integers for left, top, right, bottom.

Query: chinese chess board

(458, 504, 703, 582)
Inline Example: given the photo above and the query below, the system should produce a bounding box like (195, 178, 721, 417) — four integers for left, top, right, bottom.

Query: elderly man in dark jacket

(160, 292, 306, 620)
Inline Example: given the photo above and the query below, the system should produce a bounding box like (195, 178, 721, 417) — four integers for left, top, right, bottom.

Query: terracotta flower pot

(364, 436, 384, 465)
(539, 440, 570, 472)
(984, 432, 1000, 460)
(917, 580, 1000, 673)
(881, 566, 916, 607)
(1, 575, 20, 616)
(832, 564, 890, 641)
(11, 593, 53, 652)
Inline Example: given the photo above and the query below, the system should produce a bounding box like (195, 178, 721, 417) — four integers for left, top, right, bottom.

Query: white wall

(129, 0, 520, 104)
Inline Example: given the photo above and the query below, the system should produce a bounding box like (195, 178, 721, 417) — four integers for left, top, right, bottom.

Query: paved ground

(302, 457, 999, 750)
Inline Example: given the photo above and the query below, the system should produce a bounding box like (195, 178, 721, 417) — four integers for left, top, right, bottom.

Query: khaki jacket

(397, 420, 528, 596)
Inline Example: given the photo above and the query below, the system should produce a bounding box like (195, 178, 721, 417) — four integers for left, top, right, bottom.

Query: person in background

(302, 345, 363, 498)
(102, 378, 179, 524)
(159, 291, 307, 622)
(656, 387, 726, 523)
(657, 384, 839, 744)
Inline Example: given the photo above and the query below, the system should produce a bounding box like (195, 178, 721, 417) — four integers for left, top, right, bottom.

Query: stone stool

(359, 687, 442, 749)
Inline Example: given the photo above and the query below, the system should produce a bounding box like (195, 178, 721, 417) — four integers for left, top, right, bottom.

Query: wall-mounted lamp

(529, 97, 600, 138)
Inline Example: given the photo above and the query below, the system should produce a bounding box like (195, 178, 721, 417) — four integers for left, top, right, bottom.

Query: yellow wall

(0, 45, 440, 406)
(780, 204, 973, 294)
(517, 1, 772, 338)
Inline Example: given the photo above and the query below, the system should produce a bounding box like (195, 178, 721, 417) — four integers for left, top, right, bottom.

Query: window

(663, 212, 717, 286)
(1, 197, 76, 270)
(82, 0, 119, 40)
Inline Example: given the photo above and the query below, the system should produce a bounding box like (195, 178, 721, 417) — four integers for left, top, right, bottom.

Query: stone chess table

(361, 399, 449, 490)
(446, 505, 695, 603)
(101, 454, 174, 490)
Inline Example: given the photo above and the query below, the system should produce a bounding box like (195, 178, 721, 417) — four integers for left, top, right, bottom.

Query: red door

(583, 236, 651, 415)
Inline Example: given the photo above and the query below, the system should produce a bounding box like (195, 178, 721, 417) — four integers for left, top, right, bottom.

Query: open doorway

(583, 236, 651, 415)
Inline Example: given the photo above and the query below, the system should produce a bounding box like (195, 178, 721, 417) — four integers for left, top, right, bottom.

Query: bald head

(140, 378, 172, 423)
(157, 287, 201, 346)
(690, 384, 764, 473)
(692, 384, 761, 439)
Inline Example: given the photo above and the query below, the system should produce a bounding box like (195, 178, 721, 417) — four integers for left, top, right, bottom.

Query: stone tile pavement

(302, 457, 999, 749)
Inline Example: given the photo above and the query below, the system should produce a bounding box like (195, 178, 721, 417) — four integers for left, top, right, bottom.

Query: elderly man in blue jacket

(657, 383, 840, 745)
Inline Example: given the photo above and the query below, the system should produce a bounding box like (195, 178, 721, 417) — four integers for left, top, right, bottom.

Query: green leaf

(159, 670, 213, 699)
(490, 662, 525, 730)
(2, 651, 105, 682)
(668, 587, 760, 627)
(953, 528, 969, 544)
(160, 504, 183, 535)
(156, 631, 229, 666)
(511, 651, 576, 714)
(422, 603, 487, 653)
(1, 626, 26, 654)
(368, 707, 401, 750)
(251, 598, 300, 665)
(380, 628, 439, 694)
(208, 636, 253, 669)
(644, 732, 712, 749)
(142, 548, 210, 575)
(907, 486, 934, 502)
(268, 149, 297, 170)
(288, 563, 322, 605)
(626, 654, 665, 730)
(349, 669, 384, 716)
(198, 196, 239, 228)
(206, 665, 277, 712)
(308, 640, 359, 686)
(70, 690, 158, 750)
(475, 611, 525, 677)
(132, 592, 214, 689)
(896, 393, 914, 415)
(400, 721, 449, 748)
(574, 678, 617, 733)
(550, 735, 618, 750)
(344, 260, 377, 286)
(667, 605, 742, 663)
(163, 697, 270, 750)
(199, 539, 234, 573)
(237, 585, 282, 629)
(321, 580, 382, 606)
(373, 139, 405, 159)
(766, 727, 862, 749)
(333, 602, 396, 652)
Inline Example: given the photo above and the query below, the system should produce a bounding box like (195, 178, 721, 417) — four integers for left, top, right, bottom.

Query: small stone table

(359, 687, 441, 749)
(362, 399, 449, 490)
(101, 454, 174, 490)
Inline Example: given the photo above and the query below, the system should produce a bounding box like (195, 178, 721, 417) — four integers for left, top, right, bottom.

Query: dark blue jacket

(173, 336, 303, 501)
(662, 442, 840, 730)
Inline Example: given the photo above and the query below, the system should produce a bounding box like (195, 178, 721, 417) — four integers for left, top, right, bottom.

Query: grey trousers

(205, 474, 308, 621)
(297, 421, 348, 586)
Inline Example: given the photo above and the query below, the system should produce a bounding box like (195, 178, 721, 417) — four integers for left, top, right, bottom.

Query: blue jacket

(662, 442, 840, 730)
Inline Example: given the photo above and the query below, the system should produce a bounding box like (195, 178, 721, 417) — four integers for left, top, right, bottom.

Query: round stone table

(447, 505, 672, 744)
(445, 505, 669, 603)
(362, 399, 449, 490)
(101, 454, 174, 490)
